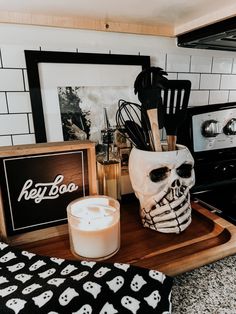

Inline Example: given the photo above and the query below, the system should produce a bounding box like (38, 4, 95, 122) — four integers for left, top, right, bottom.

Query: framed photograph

(25, 50, 150, 143)
(0, 140, 97, 245)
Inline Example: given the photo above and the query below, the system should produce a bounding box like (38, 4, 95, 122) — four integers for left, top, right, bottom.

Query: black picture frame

(25, 50, 150, 143)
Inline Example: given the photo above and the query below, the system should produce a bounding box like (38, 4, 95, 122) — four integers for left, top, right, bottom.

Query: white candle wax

(67, 196, 120, 260)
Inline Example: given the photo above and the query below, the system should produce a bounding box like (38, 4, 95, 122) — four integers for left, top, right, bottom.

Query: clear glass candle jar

(67, 195, 120, 260)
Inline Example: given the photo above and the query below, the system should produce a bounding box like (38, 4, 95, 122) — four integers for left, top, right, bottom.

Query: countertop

(171, 254, 236, 313)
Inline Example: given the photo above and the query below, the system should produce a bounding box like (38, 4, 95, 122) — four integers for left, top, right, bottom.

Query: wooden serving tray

(17, 199, 236, 276)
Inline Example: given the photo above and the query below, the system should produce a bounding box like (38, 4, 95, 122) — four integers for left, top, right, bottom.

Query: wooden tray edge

(159, 202, 236, 276)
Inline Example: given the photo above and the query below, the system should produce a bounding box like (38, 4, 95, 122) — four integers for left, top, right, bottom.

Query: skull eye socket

(176, 164, 193, 178)
(149, 167, 169, 182)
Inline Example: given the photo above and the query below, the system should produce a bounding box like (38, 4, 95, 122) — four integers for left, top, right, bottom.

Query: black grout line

(22, 69, 26, 91)
(0, 49, 3, 68)
(27, 113, 31, 133)
(210, 56, 214, 73)
(230, 58, 234, 74)
(227, 90, 230, 103)
(219, 74, 222, 90)
(5, 92, 9, 114)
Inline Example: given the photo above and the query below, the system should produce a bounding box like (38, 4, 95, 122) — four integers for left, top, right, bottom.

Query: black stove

(178, 101, 236, 224)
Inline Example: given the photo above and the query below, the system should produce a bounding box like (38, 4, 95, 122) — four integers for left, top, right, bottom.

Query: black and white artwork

(25, 51, 150, 143)
(57, 86, 137, 143)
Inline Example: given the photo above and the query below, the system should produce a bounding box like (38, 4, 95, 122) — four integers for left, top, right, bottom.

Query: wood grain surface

(15, 198, 236, 276)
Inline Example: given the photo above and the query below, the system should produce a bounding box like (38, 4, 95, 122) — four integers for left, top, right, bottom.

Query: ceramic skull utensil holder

(129, 144, 195, 234)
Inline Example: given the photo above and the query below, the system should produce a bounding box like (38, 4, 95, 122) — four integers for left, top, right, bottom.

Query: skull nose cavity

(171, 179, 181, 188)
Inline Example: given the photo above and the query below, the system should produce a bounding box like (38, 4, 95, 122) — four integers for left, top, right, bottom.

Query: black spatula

(134, 67, 168, 151)
(161, 80, 191, 151)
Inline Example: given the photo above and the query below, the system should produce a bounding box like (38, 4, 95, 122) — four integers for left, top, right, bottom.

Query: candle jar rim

(67, 195, 120, 220)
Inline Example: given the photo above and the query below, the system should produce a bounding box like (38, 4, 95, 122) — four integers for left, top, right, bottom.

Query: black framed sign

(0, 141, 97, 244)
(24, 50, 150, 143)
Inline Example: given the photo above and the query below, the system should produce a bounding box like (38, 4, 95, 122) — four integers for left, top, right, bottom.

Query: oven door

(192, 183, 236, 224)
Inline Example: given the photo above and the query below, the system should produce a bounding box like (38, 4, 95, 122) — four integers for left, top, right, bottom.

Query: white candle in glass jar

(67, 196, 120, 260)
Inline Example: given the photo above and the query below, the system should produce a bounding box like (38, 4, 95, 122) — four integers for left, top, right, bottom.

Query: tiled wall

(0, 24, 236, 146)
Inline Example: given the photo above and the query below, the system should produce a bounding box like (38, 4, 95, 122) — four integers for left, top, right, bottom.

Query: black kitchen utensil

(134, 67, 168, 151)
(161, 80, 191, 151)
(116, 99, 152, 150)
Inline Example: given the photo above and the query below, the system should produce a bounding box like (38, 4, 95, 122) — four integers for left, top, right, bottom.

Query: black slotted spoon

(161, 80, 191, 151)
(134, 67, 168, 151)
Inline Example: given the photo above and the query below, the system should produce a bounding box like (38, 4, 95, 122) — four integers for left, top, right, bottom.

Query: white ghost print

(94, 267, 111, 278)
(32, 290, 53, 308)
(106, 276, 124, 293)
(130, 274, 147, 292)
(15, 273, 32, 283)
(114, 263, 130, 272)
(99, 302, 118, 314)
(50, 257, 65, 265)
(38, 268, 56, 279)
(7, 262, 25, 272)
(47, 278, 66, 287)
(0, 285, 18, 297)
(6, 298, 26, 314)
(22, 283, 42, 295)
(0, 251, 16, 263)
(71, 271, 89, 281)
(59, 287, 79, 306)
(149, 270, 166, 283)
(121, 296, 140, 314)
(144, 290, 161, 309)
(29, 260, 46, 271)
(83, 281, 101, 299)
(21, 251, 35, 259)
(72, 304, 92, 314)
(0, 276, 9, 284)
(60, 264, 77, 275)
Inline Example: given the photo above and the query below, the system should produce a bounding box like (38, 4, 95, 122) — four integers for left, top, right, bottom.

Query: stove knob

(223, 118, 236, 135)
(201, 119, 220, 137)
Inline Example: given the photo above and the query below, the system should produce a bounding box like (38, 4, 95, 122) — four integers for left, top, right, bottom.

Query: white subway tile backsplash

(166, 54, 190, 72)
(209, 90, 229, 104)
(0, 93, 7, 113)
(0, 69, 24, 91)
(1, 34, 236, 142)
(221, 75, 236, 90)
(23, 69, 29, 91)
(231, 59, 236, 74)
(177, 73, 200, 89)
(0, 114, 29, 135)
(151, 54, 166, 70)
(0, 45, 40, 68)
(12, 134, 35, 145)
(28, 113, 34, 133)
(166, 72, 177, 80)
(229, 91, 236, 102)
(7, 92, 31, 113)
(39, 45, 77, 53)
(212, 57, 233, 74)
(190, 55, 212, 73)
(188, 90, 209, 107)
(200, 74, 221, 90)
(0, 135, 12, 146)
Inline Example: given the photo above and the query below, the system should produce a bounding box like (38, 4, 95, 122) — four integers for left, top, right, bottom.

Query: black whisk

(116, 99, 153, 150)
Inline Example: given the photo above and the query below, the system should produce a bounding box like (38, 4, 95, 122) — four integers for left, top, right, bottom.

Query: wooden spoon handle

(147, 109, 162, 152)
(167, 135, 177, 151)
